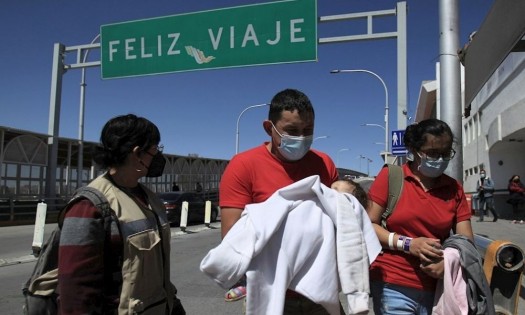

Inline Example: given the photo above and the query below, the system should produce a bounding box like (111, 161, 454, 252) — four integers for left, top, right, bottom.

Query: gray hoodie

(443, 235, 495, 315)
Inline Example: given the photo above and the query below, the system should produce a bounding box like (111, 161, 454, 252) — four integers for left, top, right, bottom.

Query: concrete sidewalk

(471, 217, 525, 250)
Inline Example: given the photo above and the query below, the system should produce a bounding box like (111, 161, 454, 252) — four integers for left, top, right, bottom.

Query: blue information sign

(391, 130, 408, 156)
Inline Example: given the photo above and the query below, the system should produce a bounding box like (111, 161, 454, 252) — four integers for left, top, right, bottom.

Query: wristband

(388, 232, 395, 250)
(397, 235, 405, 251)
(403, 237, 412, 253)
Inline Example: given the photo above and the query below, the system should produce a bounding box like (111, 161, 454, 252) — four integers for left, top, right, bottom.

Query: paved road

(0, 222, 243, 315)
(1, 217, 524, 314)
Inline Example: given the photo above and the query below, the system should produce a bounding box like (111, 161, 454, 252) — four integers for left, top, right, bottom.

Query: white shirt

(200, 175, 381, 315)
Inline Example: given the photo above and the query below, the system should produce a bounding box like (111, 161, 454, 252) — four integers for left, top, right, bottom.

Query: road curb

(171, 223, 220, 237)
(0, 254, 37, 267)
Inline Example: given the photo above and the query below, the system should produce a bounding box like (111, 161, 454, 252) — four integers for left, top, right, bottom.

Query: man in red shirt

(219, 88, 339, 314)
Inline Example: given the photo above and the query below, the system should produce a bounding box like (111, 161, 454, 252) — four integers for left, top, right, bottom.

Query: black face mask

(144, 152, 166, 177)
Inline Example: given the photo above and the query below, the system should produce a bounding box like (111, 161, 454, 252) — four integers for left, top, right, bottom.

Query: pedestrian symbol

(392, 132, 399, 146)
(391, 130, 407, 156)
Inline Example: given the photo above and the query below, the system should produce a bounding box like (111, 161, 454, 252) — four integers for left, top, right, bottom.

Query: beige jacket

(90, 176, 176, 315)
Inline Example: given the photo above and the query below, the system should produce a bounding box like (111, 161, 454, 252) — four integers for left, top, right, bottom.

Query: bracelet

(397, 235, 405, 251)
(403, 237, 413, 253)
(388, 232, 395, 250)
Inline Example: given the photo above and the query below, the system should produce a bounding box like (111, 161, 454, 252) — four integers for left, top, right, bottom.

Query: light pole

(77, 34, 100, 188)
(331, 69, 389, 157)
(235, 103, 269, 154)
(359, 155, 373, 176)
(362, 123, 387, 159)
(366, 157, 372, 176)
(337, 148, 350, 167)
(362, 123, 385, 131)
(355, 155, 363, 172)
(313, 135, 329, 142)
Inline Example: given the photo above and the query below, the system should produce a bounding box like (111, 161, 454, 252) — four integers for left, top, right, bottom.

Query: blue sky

(0, 0, 493, 176)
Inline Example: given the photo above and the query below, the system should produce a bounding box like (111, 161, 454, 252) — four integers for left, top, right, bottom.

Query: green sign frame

(100, 0, 317, 79)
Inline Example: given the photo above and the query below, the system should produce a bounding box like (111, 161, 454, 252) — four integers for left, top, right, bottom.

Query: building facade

(0, 126, 228, 225)
(415, 0, 525, 219)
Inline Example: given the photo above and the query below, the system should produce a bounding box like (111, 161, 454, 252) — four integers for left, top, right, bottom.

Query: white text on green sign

(101, 0, 317, 79)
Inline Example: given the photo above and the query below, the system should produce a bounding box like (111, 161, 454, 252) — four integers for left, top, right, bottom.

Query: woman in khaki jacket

(58, 114, 185, 315)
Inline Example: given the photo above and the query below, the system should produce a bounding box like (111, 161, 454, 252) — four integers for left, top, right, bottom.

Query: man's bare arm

(220, 207, 244, 239)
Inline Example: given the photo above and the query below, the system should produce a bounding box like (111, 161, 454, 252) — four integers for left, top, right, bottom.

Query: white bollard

(32, 202, 47, 256)
(180, 201, 189, 232)
(204, 201, 211, 227)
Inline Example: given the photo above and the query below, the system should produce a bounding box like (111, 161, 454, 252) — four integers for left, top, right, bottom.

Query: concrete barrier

(204, 201, 212, 227)
(180, 201, 189, 232)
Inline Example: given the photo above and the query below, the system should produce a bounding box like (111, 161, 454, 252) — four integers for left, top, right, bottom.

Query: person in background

(507, 175, 525, 224)
(331, 178, 369, 208)
(195, 182, 203, 193)
(58, 114, 185, 315)
(366, 118, 473, 315)
(219, 88, 339, 313)
(172, 182, 180, 191)
(476, 169, 498, 222)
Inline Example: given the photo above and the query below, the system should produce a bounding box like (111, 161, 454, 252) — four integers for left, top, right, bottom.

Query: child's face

(331, 181, 356, 195)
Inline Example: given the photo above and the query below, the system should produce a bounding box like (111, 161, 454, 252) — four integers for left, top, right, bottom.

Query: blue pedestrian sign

(391, 130, 408, 156)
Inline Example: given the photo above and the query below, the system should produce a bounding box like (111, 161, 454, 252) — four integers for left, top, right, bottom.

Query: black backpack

(22, 186, 118, 315)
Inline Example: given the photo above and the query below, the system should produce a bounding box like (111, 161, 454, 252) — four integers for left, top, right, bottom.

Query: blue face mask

(417, 153, 449, 178)
(272, 123, 313, 161)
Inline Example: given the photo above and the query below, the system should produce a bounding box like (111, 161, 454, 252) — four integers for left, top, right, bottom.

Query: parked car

(156, 191, 219, 226)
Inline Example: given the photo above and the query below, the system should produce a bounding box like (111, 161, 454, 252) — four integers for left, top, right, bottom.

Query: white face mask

(271, 123, 313, 161)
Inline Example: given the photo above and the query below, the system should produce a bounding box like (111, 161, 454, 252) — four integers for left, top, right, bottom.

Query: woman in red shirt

(367, 118, 473, 315)
(507, 175, 525, 223)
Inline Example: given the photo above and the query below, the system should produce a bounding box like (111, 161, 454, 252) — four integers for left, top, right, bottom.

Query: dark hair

(339, 179, 369, 208)
(92, 114, 161, 168)
(403, 118, 454, 151)
(352, 183, 369, 208)
(268, 89, 315, 123)
(509, 175, 521, 183)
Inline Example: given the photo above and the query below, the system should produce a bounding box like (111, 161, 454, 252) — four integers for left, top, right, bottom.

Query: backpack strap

(58, 186, 114, 228)
(60, 186, 123, 291)
(381, 164, 404, 229)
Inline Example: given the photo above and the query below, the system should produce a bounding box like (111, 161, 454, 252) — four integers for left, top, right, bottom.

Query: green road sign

(100, 0, 317, 79)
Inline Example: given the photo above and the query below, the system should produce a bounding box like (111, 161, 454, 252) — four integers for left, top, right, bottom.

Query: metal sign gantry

(45, 2, 407, 201)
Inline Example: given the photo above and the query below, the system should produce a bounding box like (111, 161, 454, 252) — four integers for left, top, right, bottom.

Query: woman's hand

(420, 259, 444, 279)
(408, 237, 443, 265)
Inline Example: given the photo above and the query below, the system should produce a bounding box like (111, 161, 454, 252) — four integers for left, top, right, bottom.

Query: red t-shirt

(220, 143, 339, 208)
(368, 163, 472, 291)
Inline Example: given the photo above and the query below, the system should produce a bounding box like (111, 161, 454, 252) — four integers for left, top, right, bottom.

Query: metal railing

(0, 197, 67, 225)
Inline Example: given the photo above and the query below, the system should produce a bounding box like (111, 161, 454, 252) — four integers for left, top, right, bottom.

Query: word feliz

(107, 19, 307, 61)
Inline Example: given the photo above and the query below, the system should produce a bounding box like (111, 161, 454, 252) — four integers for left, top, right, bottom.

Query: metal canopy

(462, 0, 525, 110)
